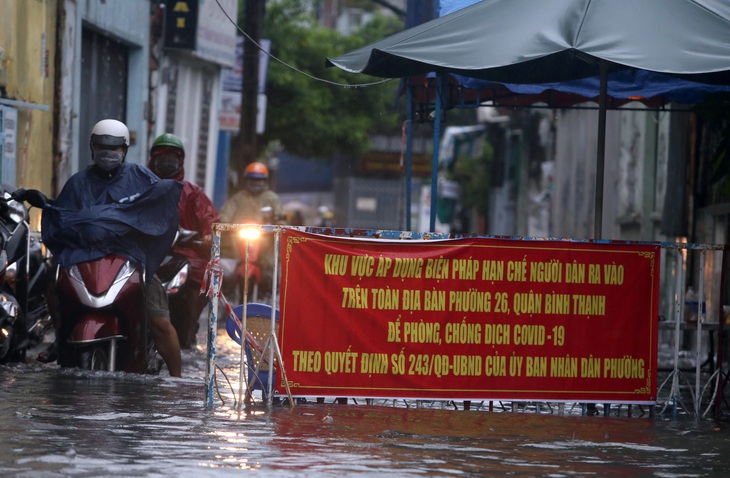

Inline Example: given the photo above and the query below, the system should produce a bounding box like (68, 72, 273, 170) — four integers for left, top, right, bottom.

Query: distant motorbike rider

(39, 119, 183, 377)
(219, 162, 283, 297)
(220, 162, 283, 225)
(148, 133, 219, 348)
(317, 205, 335, 227)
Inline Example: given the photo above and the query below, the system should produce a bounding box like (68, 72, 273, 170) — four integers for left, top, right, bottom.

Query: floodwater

(2, 320, 730, 477)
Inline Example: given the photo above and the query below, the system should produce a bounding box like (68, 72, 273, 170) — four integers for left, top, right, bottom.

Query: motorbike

(158, 227, 204, 349)
(54, 254, 160, 373)
(222, 206, 280, 306)
(0, 187, 52, 364)
(12, 188, 160, 373)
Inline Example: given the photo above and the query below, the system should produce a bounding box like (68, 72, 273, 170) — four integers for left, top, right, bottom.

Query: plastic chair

(227, 303, 280, 402)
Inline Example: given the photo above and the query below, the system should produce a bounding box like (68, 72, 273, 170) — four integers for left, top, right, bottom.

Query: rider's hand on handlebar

(11, 189, 49, 208)
(10, 188, 27, 201)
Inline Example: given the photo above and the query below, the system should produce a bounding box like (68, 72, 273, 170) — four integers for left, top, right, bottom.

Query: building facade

(0, 0, 237, 221)
(0, 0, 58, 228)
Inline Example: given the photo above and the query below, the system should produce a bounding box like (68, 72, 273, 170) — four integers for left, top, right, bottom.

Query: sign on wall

(0, 106, 17, 186)
(164, 0, 199, 50)
(195, 0, 237, 66)
(219, 37, 270, 133)
(278, 229, 660, 403)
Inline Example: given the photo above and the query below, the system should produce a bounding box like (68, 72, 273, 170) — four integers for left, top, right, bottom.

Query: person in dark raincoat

(38, 119, 183, 377)
(148, 133, 220, 349)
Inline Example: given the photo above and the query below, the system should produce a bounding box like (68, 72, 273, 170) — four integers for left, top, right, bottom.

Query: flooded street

(2, 320, 730, 477)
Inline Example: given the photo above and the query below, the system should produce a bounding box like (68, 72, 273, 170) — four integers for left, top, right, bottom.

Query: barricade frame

(203, 224, 728, 418)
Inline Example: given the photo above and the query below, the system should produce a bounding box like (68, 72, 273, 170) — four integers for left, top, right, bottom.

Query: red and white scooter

(54, 254, 159, 373)
(223, 206, 278, 305)
(13, 188, 159, 373)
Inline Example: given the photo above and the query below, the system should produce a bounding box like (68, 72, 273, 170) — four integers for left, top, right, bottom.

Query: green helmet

(151, 133, 185, 158)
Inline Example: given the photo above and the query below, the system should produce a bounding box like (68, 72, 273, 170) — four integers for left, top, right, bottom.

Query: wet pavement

(1, 315, 730, 477)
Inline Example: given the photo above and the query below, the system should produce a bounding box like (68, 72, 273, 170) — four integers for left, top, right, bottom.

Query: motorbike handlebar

(175, 227, 208, 250)
(10, 189, 50, 208)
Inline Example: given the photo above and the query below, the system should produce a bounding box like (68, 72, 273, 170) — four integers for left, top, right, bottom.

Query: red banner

(278, 230, 659, 403)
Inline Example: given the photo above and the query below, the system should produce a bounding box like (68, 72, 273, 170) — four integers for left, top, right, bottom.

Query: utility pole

(237, 0, 266, 185)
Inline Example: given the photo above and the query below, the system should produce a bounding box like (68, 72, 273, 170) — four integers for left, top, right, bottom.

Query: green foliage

(260, 0, 404, 158)
(450, 141, 494, 216)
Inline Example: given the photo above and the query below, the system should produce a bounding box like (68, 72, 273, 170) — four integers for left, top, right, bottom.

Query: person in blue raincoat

(38, 119, 183, 377)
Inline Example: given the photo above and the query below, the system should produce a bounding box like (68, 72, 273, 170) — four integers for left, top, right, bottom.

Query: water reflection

(1, 329, 729, 476)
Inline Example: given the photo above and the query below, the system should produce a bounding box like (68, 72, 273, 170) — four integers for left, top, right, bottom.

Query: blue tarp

(42, 163, 182, 276)
(454, 69, 730, 107)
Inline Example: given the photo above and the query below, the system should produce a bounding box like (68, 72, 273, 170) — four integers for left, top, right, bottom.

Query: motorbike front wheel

(78, 344, 110, 371)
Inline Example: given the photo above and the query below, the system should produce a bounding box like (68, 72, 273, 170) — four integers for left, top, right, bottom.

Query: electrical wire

(214, 0, 393, 89)
(215, 362, 236, 406)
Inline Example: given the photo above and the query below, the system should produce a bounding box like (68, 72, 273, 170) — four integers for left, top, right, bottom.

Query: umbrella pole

(594, 61, 608, 239)
(429, 75, 443, 232)
(406, 83, 413, 231)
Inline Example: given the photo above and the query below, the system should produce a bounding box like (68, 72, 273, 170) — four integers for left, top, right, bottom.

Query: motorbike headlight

(68, 261, 135, 286)
(113, 261, 135, 284)
(0, 326, 10, 358)
(0, 296, 18, 319)
(6, 199, 28, 224)
(165, 263, 189, 294)
(68, 264, 83, 283)
(239, 227, 261, 240)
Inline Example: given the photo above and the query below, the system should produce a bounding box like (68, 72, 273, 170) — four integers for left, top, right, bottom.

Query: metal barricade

(203, 224, 728, 418)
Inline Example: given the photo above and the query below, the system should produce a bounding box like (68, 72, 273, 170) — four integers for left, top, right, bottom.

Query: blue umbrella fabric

(455, 70, 730, 108)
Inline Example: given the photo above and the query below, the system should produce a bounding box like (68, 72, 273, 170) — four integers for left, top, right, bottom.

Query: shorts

(145, 274, 170, 317)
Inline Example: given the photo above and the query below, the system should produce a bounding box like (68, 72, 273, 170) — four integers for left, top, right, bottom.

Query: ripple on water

(1, 328, 729, 476)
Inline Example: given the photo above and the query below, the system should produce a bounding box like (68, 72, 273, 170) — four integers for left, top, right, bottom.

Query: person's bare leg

(148, 315, 182, 377)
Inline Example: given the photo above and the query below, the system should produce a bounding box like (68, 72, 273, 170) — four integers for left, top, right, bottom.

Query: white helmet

(90, 119, 130, 149)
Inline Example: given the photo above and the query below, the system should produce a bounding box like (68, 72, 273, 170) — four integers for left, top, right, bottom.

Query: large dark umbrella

(327, 0, 730, 237)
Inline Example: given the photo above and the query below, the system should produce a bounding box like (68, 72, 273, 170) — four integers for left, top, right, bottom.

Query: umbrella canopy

(327, 0, 730, 85)
(327, 0, 730, 237)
